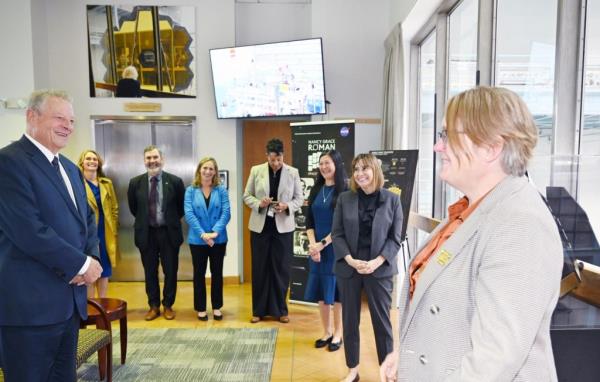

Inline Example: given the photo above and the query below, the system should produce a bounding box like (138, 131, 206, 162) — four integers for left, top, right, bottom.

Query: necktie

(52, 156, 66, 187)
(149, 176, 158, 226)
(51, 156, 61, 175)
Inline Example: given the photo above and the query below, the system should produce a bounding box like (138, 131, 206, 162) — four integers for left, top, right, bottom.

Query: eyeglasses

(436, 129, 466, 144)
(436, 130, 449, 144)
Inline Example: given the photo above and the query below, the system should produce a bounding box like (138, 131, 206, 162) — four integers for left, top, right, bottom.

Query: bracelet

(320, 238, 327, 246)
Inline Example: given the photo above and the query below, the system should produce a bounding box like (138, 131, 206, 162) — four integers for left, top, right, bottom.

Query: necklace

(322, 186, 334, 203)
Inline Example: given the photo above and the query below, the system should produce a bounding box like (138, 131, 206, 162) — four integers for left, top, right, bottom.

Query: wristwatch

(320, 238, 327, 246)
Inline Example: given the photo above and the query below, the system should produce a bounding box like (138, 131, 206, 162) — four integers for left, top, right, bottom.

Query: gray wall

(0, 0, 397, 277)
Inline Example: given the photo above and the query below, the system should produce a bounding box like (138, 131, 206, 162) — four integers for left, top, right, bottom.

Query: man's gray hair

(143, 144, 163, 157)
(27, 89, 73, 113)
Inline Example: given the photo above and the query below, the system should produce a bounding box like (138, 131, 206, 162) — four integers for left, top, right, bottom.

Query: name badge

(436, 249, 452, 266)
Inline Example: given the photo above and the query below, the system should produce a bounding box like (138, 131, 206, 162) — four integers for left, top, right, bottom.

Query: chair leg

(98, 346, 107, 381)
(120, 316, 127, 364)
(106, 342, 113, 382)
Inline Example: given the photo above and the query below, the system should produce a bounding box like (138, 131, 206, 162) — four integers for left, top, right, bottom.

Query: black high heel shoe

(197, 313, 208, 321)
(314, 335, 333, 348)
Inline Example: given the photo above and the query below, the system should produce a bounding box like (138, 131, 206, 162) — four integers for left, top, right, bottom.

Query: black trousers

(0, 313, 79, 382)
(337, 273, 394, 368)
(140, 226, 179, 308)
(250, 225, 293, 317)
(189, 243, 226, 312)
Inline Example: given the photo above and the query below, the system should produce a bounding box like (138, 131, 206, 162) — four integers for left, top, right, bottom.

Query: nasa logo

(340, 126, 349, 137)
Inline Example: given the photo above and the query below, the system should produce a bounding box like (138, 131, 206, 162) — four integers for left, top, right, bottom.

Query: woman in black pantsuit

(332, 153, 403, 382)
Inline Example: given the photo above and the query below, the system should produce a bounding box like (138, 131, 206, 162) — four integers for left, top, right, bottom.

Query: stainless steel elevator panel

(93, 117, 195, 282)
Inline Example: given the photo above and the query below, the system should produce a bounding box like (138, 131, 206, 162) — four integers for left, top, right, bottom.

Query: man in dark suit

(127, 145, 185, 320)
(0, 89, 103, 382)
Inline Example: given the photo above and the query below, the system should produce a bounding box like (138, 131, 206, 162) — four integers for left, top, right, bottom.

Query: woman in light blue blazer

(184, 157, 231, 321)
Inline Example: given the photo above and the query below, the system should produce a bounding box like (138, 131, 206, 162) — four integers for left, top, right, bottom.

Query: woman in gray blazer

(332, 153, 403, 382)
(381, 86, 563, 381)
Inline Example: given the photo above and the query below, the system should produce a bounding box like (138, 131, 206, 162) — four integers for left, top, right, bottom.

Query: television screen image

(209, 38, 326, 119)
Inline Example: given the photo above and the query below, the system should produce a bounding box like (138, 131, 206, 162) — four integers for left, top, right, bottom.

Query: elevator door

(94, 117, 195, 281)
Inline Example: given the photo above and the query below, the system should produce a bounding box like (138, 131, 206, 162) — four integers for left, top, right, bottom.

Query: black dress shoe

(314, 335, 333, 348)
(197, 313, 208, 321)
(213, 313, 223, 321)
(328, 339, 343, 352)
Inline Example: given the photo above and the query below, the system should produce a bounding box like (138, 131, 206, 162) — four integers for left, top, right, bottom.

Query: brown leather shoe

(279, 316, 290, 323)
(250, 316, 261, 323)
(163, 307, 176, 320)
(144, 307, 160, 321)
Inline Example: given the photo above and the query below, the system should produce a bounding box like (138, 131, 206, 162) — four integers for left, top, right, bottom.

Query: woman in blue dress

(304, 150, 347, 352)
(78, 149, 120, 298)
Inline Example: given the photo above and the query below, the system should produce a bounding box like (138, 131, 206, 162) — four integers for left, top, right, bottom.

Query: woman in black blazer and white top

(332, 153, 403, 382)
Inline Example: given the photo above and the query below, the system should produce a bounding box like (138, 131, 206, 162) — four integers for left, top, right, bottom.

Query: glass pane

(495, 0, 558, 156)
(581, 0, 600, 156)
(87, 6, 112, 97)
(447, 0, 478, 98)
(417, 31, 436, 247)
(87, 5, 196, 97)
(444, 0, 478, 214)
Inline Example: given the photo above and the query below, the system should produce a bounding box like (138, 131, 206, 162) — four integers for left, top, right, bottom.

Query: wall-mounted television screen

(209, 38, 326, 119)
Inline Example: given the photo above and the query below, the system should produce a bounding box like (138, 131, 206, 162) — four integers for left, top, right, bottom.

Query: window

(447, 0, 478, 98)
(581, 0, 600, 156)
(417, 31, 436, 246)
(494, 0, 558, 156)
(444, 0, 479, 213)
(578, 0, 600, 239)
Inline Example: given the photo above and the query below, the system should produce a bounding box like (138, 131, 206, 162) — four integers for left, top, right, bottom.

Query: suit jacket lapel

(262, 163, 270, 198)
(84, 181, 98, 210)
(62, 161, 87, 224)
(277, 165, 289, 201)
(141, 173, 149, 210)
(347, 192, 360, 254)
(401, 205, 481, 339)
(370, 191, 388, 257)
(20, 137, 81, 220)
(161, 173, 169, 213)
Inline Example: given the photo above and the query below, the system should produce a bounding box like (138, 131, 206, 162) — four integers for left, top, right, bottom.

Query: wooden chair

(0, 299, 112, 381)
(78, 298, 113, 381)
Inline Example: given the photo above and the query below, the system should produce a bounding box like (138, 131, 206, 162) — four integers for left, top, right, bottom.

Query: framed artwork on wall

(219, 170, 229, 189)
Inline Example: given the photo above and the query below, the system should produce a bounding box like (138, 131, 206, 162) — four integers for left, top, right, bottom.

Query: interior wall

(311, 0, 393, 124)
(29, 0, 241, 277)
(2, 0, 396, 279)
(235, 2, 311, 45)
(0, 0, 35, 147)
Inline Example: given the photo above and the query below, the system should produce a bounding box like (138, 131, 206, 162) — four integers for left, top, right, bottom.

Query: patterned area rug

(77, 328, 277, 382)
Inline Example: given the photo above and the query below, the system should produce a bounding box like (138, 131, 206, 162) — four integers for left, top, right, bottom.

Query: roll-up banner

(370, 150, 419, 241)
(289, 120, 355, 304)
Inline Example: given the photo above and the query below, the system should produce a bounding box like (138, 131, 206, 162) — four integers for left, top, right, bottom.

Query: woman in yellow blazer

(78, 149, 120, 298)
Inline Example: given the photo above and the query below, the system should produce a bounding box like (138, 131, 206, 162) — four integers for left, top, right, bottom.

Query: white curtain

(381, 23, 404, 150)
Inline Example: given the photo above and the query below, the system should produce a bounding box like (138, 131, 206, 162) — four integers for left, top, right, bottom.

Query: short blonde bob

(445, 86, 537, 176)
(349, 153, 385, 192)
(192, 157, 220, 187)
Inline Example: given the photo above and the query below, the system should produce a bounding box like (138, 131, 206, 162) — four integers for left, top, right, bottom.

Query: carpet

(77, 328, 277, 382)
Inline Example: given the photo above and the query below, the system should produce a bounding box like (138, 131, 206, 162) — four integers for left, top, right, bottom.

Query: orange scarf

(408, 195, 485, 300)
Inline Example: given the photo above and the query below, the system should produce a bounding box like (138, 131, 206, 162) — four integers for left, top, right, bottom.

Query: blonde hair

(445, 86, 537, 176)
(77, 149, 105, 177)
(192, 157, 220, 187)
(349, 153, 384, 192)
(122, 66, 138, 80)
